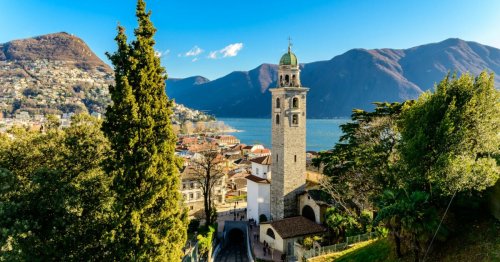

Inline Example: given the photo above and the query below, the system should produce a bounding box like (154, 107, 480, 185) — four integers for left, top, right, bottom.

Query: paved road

(215, 242, 249, 262)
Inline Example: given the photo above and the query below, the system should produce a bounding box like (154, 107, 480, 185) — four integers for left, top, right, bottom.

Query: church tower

(270, 42, 309, 220)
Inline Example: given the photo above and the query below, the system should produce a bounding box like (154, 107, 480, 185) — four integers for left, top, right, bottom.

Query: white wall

(246, 180, 271, 224)
(251, 162, 271, 179)
(299, 193, 322, 224)
(247, 180, 259, 222)
(258, 183, 271, 221)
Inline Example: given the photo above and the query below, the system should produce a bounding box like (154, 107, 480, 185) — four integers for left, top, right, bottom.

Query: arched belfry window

(292, 75, 297, 87)
(276, 98, 280, 108)
(292, 97, 299, 108)
(285, 75, 290, 86)
(292, 114, 298, 125)
(276, 114, 280, 125)
(267, 228, 276, 239)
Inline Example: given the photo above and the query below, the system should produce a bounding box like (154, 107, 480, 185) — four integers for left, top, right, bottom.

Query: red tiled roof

(245, 174, 270, 184)
(253, 149, 271, 154)
(264, 216, 326, 239)
(250, 155, 272, 165)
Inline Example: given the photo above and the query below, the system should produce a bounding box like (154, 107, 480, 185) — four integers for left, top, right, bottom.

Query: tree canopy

(102, 0, 187, 260)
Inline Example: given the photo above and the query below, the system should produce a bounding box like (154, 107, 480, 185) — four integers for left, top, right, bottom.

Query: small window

(190, 206, 194, 210)
(276, 98, 280, 108)
(267, 228, 276, 239)
(276, 154, 278, 162)
(292, 97, 299, 108)
(189, 193, 193, 199)
(256, 168, 260, 175)
(292, 114, 298, 125)
(294, 155, 297, 162)
(276, 114, 280, 125)
(190, 182, 194, 189)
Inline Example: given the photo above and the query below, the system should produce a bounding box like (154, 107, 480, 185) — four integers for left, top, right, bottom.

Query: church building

(257, 42, 326, 256)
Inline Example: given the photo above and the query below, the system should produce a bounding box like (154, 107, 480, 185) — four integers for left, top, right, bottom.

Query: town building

(246, 155, 272, 223)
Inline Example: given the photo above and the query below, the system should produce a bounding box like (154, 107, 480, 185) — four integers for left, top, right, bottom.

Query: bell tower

(270, 41, 309, 220)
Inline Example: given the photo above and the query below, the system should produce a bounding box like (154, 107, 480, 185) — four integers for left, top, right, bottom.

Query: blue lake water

(218, 118, 349, 152)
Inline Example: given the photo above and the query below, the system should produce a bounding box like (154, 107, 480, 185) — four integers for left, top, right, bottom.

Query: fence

(302, 231, 378, 260)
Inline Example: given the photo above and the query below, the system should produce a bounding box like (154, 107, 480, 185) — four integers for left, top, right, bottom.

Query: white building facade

(246, 155, 272, 223)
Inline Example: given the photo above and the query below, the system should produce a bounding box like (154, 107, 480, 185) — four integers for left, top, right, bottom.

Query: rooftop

(264, 216, 326, 239)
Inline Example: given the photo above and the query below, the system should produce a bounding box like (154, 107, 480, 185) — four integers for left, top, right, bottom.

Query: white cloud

(208, 51, 218, 59)
(192, 57, 198, 62)
(207, 43, 244, 59)
(220, 43, 243, 57)
(185, 45, 203, 57)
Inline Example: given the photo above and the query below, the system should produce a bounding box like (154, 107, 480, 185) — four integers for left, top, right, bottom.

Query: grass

(308, 239, 398, 262)
(309, 216, 500, 262)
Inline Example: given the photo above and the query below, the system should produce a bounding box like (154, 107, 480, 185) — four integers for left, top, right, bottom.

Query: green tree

(399, 72, 500, 195)
(190, 148, 225, 226)
(315, 102, 408, 215)
(102, 0, 187, 260)
(376, 72, 500, 261)
(0, 115, 113, 260)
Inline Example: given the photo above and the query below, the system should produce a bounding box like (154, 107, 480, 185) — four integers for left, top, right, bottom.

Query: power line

(423, 190, 457, 262)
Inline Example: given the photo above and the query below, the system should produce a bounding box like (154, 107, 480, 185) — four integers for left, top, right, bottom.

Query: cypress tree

(103, 0, 187, 260)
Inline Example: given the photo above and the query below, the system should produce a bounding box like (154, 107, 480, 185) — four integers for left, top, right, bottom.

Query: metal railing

(302, 231, 378, 260)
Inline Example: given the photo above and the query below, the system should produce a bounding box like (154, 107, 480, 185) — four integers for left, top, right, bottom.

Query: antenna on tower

(288, 36, 293, 52)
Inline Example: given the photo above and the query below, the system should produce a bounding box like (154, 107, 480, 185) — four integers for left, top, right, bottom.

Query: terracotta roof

(250, 155, 272, 165)
(265, 216, 326, 239)
(252, 149, 271, 154)
(245, 174, 270, 184)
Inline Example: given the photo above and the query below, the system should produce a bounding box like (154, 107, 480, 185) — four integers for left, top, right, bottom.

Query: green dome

(279, 51, 298, 66)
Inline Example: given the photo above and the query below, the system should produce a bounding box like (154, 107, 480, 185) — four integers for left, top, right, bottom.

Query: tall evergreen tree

(103, 0, 187, 260)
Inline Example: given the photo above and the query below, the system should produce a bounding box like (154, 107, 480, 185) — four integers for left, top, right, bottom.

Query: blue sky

(1, 0, 500, 79)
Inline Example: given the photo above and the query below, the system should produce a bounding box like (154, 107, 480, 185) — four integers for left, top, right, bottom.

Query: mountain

(167, 38, 500, 118)
(0, 32, 111, 73)
(0, 32, 208, 121)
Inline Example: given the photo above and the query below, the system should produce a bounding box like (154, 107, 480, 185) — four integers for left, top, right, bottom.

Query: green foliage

(102, 0, 187, 260)
(399, 72, 500, 195)
(315, 102, 408, 215)
(196, 225, 215, 259)
(0, 114, 113, 261)
(324, 207, 366, 243)
(303, 235, 322, 249)
(318, 71, 499, 260)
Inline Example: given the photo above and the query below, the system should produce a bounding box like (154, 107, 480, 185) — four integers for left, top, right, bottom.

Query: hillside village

(0, 58, 214, 132)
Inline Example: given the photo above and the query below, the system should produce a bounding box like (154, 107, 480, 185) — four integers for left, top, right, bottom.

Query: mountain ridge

(167, 38, 500, 118)
(0, 32, 112, 73)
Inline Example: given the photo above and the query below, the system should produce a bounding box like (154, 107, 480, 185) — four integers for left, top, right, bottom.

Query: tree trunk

(394, 233, 402, 258)
(204, 191, 211, 226)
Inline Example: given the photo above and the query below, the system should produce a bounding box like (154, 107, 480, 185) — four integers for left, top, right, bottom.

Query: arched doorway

(302, 205, 316, 222)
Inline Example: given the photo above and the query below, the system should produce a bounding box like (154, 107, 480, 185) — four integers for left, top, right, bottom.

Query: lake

(218, 118, 349, 152)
